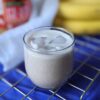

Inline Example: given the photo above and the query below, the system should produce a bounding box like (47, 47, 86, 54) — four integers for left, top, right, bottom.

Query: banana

(63, 20, 100, 35)
(67, 0, 100, 4)
(59, 2, 100, 19)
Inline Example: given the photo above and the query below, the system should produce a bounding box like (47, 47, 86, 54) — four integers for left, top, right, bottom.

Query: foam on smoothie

(26, 29, 73, 52)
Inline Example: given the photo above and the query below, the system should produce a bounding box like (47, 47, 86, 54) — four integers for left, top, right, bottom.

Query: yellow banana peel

(66, 0, 100, 4)
(59, 2, 100, 19)
(63, 20, 100, 35)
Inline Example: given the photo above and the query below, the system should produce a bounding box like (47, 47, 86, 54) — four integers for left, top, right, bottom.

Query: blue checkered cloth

(0, 36, 100, 100)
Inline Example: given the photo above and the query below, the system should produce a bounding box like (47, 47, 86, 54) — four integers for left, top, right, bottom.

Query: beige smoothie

(24, 27, 74, 89)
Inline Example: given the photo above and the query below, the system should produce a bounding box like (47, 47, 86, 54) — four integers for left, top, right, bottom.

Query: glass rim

(23, 26, 75, 54)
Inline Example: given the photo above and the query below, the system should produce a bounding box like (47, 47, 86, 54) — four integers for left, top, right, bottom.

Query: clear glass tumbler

(23, 27, 75, 89)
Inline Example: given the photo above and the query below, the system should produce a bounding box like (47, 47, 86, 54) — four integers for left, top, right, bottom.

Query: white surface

(0, 0, 59, 71)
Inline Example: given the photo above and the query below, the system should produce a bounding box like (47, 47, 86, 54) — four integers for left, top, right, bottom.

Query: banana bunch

(54, 0, 100, 35)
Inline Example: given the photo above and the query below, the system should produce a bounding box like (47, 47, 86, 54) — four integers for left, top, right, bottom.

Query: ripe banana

(63, 20, 100, 35)
(59, 2, 100, 19)
(67, 0, 100, 4)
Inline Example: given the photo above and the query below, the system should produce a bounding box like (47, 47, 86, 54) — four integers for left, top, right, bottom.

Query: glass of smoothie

(23, 27, 75, 89)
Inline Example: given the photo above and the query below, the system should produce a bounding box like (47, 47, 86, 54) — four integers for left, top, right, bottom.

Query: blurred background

(54, 0, 100, 35)
(0, 0, 100, 100)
